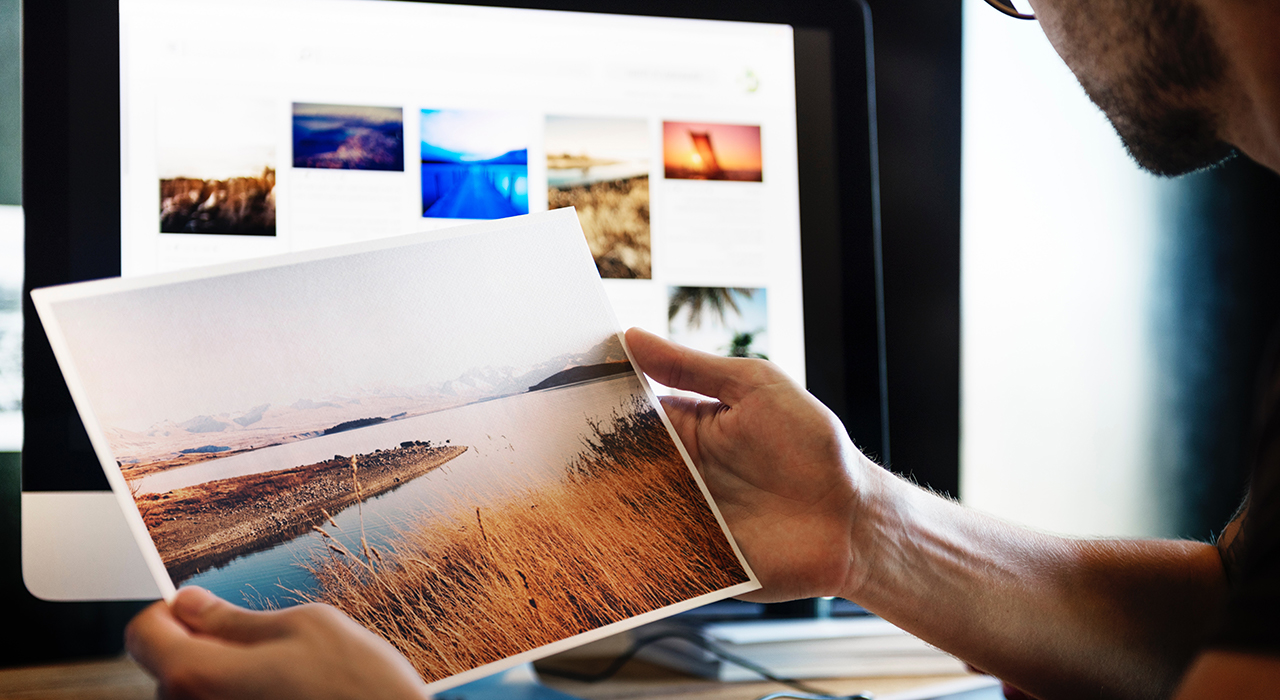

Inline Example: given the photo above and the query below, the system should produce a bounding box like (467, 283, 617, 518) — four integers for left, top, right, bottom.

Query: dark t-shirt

(1212, 335, 1280, 651)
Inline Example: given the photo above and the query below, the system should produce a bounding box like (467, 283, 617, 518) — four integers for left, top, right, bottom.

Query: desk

(0, 655, 978, 700)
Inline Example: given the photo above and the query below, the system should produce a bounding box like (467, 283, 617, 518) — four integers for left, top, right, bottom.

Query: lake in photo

(175, 373, 643, 606)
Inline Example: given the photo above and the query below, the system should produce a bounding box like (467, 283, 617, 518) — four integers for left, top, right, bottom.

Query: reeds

(549, 176, 650, 279)
(303, 394, 745, 682)
(160, 168, 276, 235)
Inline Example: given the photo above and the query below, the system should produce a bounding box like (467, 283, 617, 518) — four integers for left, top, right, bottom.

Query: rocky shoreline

(134, 443, 469, 582)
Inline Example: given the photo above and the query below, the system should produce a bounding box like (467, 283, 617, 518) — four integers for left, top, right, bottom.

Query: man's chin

(1109, 109, 1237, 177)
(1120, 132, 1237, 178)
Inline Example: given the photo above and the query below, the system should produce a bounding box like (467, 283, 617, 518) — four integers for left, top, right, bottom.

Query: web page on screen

(119, 0, 805, 383)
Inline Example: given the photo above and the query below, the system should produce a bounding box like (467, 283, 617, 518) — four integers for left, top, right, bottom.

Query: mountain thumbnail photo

(293, 103, 405, 171)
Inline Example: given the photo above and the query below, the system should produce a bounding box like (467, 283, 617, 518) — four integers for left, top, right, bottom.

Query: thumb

(171, 586, 287, 644)
(624, 327, 751, 404)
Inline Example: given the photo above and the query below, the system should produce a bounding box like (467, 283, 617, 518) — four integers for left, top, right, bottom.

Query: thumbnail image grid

(668, 287, 768, 359)
(293, 103, 405, 171)
(663, 122, 763, 182)
(546, 116, 651, 279)
(420, 109, 529, 219)
(157, 99, 277, 236)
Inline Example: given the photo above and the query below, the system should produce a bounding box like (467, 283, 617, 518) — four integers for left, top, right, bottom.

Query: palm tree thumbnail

(726, 331, 768, 359)
(667, 287, 757, 330)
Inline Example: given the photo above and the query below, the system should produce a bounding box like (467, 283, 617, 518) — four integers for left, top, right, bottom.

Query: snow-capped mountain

(107, 334, 629, 465)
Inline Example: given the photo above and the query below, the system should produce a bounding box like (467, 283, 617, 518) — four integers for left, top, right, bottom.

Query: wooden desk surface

(0, 654, 977, 700)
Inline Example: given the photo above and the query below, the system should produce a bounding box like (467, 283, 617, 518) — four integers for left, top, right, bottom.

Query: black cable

(538, 628, 872, 700)
(853, 0, 891, 469)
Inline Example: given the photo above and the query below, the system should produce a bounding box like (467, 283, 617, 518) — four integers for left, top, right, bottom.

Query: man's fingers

(170, 587, 287, 644)
(128, 597, 249, 698)
(657, 395, 706, 465)
(126, 599, 201, 678)
(625, 327, 750, 404)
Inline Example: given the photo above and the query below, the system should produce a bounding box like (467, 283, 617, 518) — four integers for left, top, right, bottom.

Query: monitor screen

(24, 0, 882, 494)
(119, 0, 806, 384)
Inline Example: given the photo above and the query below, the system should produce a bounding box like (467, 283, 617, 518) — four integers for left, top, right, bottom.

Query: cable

(537, 628, 872, 700)
(854, 0, 891, 468)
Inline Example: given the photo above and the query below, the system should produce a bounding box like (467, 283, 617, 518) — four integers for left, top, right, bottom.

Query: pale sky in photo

(293, 103, 402, 125)
(51, 215, 615, 432)
(157, 98, 276, 180)
(669, 288, 768, 358)
(545, 116, 650, 161)
(420, 109, 529, 161)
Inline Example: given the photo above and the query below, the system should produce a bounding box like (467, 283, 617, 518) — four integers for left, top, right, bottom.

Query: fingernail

(172, 586, 217, 618)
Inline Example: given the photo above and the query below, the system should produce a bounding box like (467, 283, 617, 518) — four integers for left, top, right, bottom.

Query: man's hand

(126, 587, 429, 700)
(627, 327, 1232, 700)
(625, 327, 880, 603)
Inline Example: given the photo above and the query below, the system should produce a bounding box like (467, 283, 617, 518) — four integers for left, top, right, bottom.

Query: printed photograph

(662, 122, 763, 182)
(158, 99, 276, 236)
(293, 103, 404, 171)
(41, 215, 752, 687)
(420, 109, 529, 219)
(546, 116, 650, 279)
(668, 287, 769, 359)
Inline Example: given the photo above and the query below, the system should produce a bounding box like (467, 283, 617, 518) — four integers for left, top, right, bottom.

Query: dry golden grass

(549, 176, 650, 279)
(160, 168, 276, 235)
(303, 395, 746, 682)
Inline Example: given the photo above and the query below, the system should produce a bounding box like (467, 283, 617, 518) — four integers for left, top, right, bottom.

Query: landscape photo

(663, 121, 763, 182)
(158, 99, 276, 235)
(668, 286, 769, 359)
(293, 103, 405, 171)
(36, 212, 754, 691)
(420, 109, 529, 219)
(546, 116, 650, 279)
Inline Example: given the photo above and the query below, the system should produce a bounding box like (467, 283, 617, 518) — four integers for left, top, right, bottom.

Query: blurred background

(3, 0, 1280, 665)
(1, 0, 152, 664)
(961, 2, 1280, 540)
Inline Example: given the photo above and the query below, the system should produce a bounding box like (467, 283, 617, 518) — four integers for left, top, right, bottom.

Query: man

(125, 0, 1280, 697)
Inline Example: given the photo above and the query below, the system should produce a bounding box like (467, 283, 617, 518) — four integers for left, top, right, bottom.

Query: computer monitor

(22, 0, 882, 604)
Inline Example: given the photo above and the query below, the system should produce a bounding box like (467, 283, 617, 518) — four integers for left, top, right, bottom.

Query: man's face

(1031, 0, 1236, 176)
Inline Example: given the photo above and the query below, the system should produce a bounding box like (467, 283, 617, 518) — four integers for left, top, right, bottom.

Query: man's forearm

(845, 466, 1227, 700)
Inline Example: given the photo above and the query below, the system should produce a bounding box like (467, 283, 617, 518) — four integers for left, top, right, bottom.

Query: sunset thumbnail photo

(663, 122, 763, 182)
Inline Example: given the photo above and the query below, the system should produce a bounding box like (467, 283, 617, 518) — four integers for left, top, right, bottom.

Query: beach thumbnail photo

(40, 215, 750, 686)
(668, 286, 769, 359)
(662, 122, 763, 182)
(546, 116, 651, 279)
(420, 109, 529, 219)
(158, 99, 276, 236)
(293, 103, 405, 171)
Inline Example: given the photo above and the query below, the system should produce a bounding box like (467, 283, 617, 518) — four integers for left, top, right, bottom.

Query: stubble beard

(1070, 0, 1236, 177)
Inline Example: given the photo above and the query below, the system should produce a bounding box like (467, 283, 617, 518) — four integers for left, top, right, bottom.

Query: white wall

(960, 1, 1164, 536)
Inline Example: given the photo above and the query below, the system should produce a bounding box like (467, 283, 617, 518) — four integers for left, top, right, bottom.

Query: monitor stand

(435, 663, 582, 700)
(22, 491, 161, 600)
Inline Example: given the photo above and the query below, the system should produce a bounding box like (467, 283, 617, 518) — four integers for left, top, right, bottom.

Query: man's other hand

(126, 587, 428, 700)
(625, 327, 879, 603)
